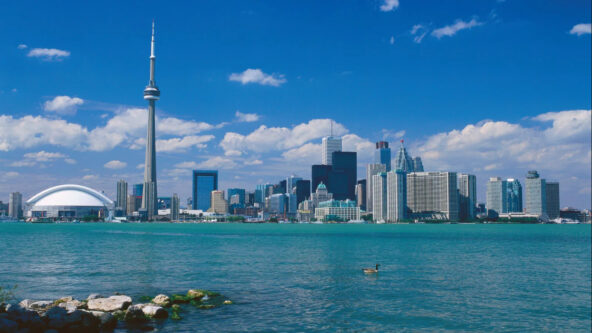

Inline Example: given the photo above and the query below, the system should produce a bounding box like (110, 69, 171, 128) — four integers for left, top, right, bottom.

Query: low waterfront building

(25, 184, 113, 219)
(314, 199, 360, 222)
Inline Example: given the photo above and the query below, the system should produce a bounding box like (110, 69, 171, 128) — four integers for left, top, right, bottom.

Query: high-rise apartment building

(321, 136, 342, 165)
(209, 190, 228, 214)
(545, 182, 560, 219)
(127, 194, 137, 216)
(116, 180, 128, 215)
(366, 163, 386, 213)
(170, 193, 179, 221)
(406, 172, 459, 221)
(374, 141, 391, 171)
(525, 170, 546, 216)
(486, 177, 508, 216)
(458, 174, 476, 221)
(386, 170, 406, 222)
(192, 170, 218, 211)
(8, 192, 22, 219)
(372, 172, 387, 222)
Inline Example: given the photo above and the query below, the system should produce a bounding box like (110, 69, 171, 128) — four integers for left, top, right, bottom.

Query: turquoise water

(0, 223, 590, 332)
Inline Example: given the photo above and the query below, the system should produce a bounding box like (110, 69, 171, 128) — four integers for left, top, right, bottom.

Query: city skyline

(0, 0, 590, 209)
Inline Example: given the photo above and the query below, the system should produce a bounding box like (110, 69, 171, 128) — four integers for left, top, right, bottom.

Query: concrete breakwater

(0, 289, 231, 332)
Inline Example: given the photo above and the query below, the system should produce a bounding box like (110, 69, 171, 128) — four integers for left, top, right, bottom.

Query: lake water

(0, 223, 590, 332)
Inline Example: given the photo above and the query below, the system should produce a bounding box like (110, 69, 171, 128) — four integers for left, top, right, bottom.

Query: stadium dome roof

(26, 184, 113, 207)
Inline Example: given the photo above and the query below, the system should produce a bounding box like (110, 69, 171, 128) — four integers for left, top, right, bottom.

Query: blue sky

(0, 0, 590, 209)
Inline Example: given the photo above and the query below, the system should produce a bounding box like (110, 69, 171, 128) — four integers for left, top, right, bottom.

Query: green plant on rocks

(0, 285, 17, 303)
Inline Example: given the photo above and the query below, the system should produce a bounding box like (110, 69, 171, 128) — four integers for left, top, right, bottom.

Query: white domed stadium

(26, 184, 113, 219)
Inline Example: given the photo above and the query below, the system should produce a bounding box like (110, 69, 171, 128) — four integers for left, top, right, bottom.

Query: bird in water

(362, 264, 380, 274)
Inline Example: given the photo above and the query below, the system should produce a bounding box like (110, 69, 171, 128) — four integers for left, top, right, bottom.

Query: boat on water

(347, 219, 367, 224)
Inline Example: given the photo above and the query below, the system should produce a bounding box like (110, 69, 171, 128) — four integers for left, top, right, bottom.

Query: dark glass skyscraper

(330, 151, 357, 200)
(312, 165, 332, 194)
(374, 141, 391, 171)
(294, 179, 311, 205)
(192, 170, 218, 211)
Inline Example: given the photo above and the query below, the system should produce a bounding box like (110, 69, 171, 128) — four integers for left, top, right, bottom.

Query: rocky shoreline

(0, 289, 231, 332)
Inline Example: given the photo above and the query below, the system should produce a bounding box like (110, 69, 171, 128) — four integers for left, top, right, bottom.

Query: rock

(29, 301, 53, 310)
(58, 300, 84, 313)
(0, 318, 18, 332)
(151, 294, 171, 307)
(87, 295, 132, 312)
(186, 290, 204, 300)
(141, 305, 168, 319)
(86, 310, 117, 330)
(86, 294, 103, 301)
(0, 303, 6, 313)
(43, 306, 68, 329)
(64, 309, 100, 331)
(55, 296, 73, 303)
(123, 304, 147, 322)
(18, 300, 35, 309)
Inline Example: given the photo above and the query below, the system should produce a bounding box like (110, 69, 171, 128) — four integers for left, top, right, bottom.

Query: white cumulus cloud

(380, 0, 399, 12)
(431, 18, 483, 39)
(235, 111, 260, 122)
(44, 96, 84, 115)
(104, 160, 127, 169)
(27, 48, 70, 61)
(570, 23, 591, 36)
(156, 135, 215, 153)
(229, 69, 286, 87)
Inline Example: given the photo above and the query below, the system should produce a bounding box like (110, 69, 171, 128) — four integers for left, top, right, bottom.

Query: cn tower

(141, 21, 160, 219)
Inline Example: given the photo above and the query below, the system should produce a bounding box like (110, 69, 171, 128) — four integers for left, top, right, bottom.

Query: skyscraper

(8, 192, 22, 219)
(507, 179, 523, 213)
(294, 179, 311, 205)
(545, 182, 560, 219)
(141, 21, 160, 219)
(355, 179, 366, 211)
(386, 170, 406, 222)
(525, 170, 546, 216)
(286, 175, 303, 194)
(322, 136, 342, 165)
(192, 170, 218, 211)
(329, 151, 357, 200)
(170, 193, 180, 221)
(372, 172, 387, 222)
(116, 180, 128, 216)
(227, 188, 246, 207)
(458, 174, 476, 221)
(413, 157, 424, 172)
(209, 190, 228, 214)
(394, 140, 414, 172)
(406, 172, 459, 221)
(486, 177, 508, 216)
(366, 163, 386, 213)
(312, 164, 332, 194)
(374, 141, 391, 171)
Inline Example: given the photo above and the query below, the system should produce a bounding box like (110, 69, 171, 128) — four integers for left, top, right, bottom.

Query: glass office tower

(192, 170, 218, 211)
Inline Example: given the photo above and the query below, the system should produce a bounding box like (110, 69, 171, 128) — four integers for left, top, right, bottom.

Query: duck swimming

(362, 264, 380, 274)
